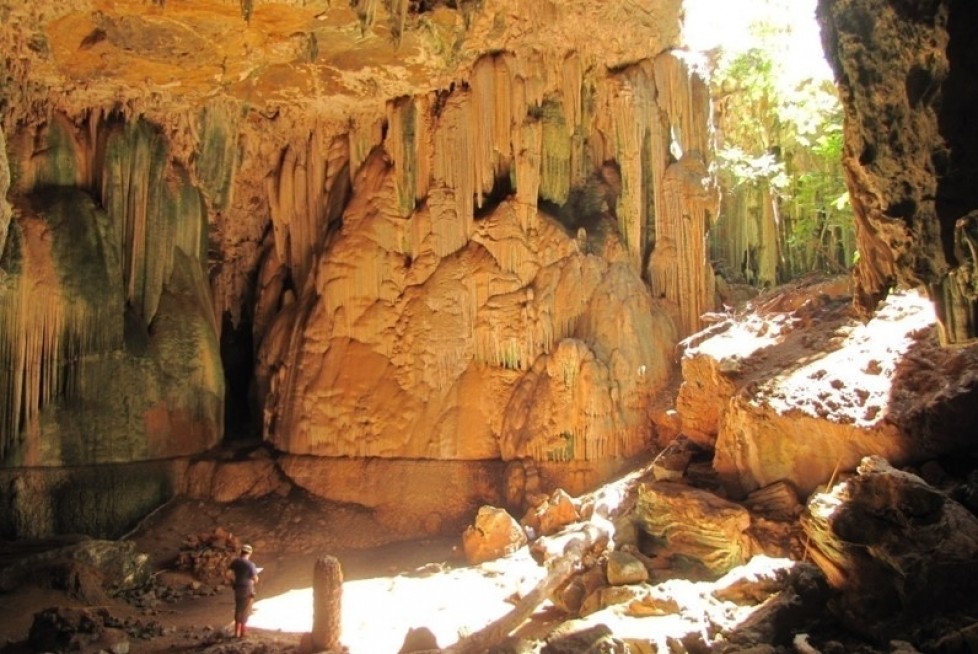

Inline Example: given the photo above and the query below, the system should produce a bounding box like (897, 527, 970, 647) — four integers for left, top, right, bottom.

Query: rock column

(312, 555, 343, 652)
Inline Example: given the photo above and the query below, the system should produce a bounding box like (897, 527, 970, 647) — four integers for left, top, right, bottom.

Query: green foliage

(709, 5, 855, 281)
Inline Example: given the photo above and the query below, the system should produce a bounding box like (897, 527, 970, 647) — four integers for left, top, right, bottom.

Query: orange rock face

(0, 0, 720, 535)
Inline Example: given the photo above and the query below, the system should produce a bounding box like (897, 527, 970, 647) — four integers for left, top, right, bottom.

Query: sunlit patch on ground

(250, 549, 545, 652)
(558, 564, 794, 652)
(248, 466, 799, 654)
(760, 289, 935, 425)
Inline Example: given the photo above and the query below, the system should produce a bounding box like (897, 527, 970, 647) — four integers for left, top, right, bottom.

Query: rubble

(175, 527, 244, 585)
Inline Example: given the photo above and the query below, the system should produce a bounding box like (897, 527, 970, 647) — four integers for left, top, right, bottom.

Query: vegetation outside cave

(685, 0, 853, 292)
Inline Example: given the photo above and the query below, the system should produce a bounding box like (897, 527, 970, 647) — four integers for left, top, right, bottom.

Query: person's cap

(241, 544, 253, 553)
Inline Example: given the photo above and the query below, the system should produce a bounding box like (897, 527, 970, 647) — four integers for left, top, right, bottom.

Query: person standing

(229, 544, 260, 638)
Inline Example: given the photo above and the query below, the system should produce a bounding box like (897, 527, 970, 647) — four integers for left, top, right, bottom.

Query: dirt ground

(7, 457, 609, 654)
(0, 489, 536, 654)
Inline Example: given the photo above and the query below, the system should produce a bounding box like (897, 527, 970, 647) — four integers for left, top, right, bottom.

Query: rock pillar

(312, 555, 343, 652)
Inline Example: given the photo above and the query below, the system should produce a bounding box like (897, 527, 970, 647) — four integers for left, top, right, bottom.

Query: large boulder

(676, 280, 978, 500)
(632, 482, 751, 577)
(521, 488, 580, 538)
(803, 456, 978, 635)
(462, 506, 528, 565)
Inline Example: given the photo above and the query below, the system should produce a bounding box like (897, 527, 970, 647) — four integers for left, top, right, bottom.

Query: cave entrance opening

(683, 0, 853, 293)
(221, 312, 260, 444)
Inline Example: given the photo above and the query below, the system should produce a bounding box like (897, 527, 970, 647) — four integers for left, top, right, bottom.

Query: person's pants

(234, 590, 255, 624)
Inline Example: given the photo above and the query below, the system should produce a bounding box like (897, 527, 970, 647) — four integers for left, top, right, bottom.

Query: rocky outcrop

(633, 481, 751, 576)
(803, 456, 978, 638)
(674, 278, 978, 500)
(818, 0, 978, 345)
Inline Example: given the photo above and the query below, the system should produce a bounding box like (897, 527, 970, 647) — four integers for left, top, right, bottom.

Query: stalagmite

(311, 555, 343, 653)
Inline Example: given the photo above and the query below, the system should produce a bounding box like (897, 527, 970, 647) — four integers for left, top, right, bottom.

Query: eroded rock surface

(803, 456, 978, 640)
(818, 0, 978, 345)
(674, 277, 978, 499)
(633, 481, 751, 576)
(0, 0, 717, 537)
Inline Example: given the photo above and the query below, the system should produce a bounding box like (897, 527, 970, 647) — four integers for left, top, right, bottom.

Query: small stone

(606, 551, 649, 586)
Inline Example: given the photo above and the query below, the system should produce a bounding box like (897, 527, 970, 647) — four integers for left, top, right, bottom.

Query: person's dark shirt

(230, 557, 258, 594)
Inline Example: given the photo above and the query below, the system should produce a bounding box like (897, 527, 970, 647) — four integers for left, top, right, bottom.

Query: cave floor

(0, 491, 554, 654)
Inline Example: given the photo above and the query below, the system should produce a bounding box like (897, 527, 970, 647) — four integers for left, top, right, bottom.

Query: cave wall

(818, 0, 978, 345)
(259, 52, 712, 469)
(0, 113, 223, 468)
(0, 0, 716, 537)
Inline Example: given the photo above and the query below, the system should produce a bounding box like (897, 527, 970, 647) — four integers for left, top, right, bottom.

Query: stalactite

(651, 53, 716, 335)
(513, 119, 542, 233)
(348, 115, 385, 182)
(388, 97, 419, 217)
(539, 100, 572, 206)
(101, 119, 191, 325)
(12, 114, 87, 193)
(469, 54, 514, 206)
(195, 100, 239, 212)
(431, 97, 475, 255)
(267, 128, 354, 294)
(653, 52, 712, 162)
(0, 123, 10, 256)
(561, 54, 583, 139)
(352, 0, 380, 32)
(592, 62, 657, 267)
(0, 193, 123, 463)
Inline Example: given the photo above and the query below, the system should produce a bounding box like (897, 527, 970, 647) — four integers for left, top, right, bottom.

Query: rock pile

(28, 606, 170, 654)
(175, 527, 243, 585)
(451, 465, 819, 652)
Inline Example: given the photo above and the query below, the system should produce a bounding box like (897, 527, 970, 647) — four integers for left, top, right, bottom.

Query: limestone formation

(0, 0, 716, 536)
(818, 0, 978, 345)
(0, 123, 224, 468)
